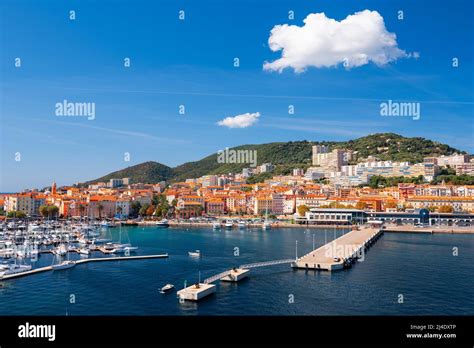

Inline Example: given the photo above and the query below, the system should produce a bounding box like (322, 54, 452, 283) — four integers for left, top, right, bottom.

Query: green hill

(83, 133, 467, 185)
(85, 161, 173, 185)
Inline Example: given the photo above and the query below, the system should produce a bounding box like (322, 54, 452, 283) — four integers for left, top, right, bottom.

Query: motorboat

(224, 220, 233, 229)
(78, 248, 90, 255)
(54, 244, 68, 256)
(188, 250, 201, 257)
(212, 222, 221, 230)
(113, 245, 138, 254)
(0, 263, 32, 276)
(159, 283, 175, 293)
(262, 221, 271, 230)
(238, 221, 248, 229)
(156, 219, 170, 228)
(52, 260, 76, 270)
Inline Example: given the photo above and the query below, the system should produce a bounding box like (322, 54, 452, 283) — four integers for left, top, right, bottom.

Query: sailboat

(52, 244, 76, 271)
(262, 206, 271, 230)
(112, 225, 138, 254)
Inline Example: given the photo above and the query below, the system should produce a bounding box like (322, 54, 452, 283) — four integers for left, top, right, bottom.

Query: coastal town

(2, 146, 473, 226)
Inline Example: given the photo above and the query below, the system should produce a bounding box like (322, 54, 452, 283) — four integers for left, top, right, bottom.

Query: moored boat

(156, 219, 170, 228)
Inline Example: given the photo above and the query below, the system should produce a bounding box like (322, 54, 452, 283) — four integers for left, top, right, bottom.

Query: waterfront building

(295, 194, 328, 209)
(205, 198, 226, 215)
(115, 199, 130, 218)
(283, 195, 296, 214)
(405, 196, 474, 213)
(253, 195, 273, 215)
(87, 196, 117, 218)
(271, 193, 285, 215)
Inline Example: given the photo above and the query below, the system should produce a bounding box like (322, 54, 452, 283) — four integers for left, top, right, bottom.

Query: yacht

(78, 248, 90, 256)
(159, 283, 175, 293)
(54, 243, 68, 256)
(212, 222, 221, 230)
(262, 221, 272, 230)
(188, 250, 201, 257)
(52, 260, 76, 270)
(238, 221, 248, 229)
(224, 220, 234, 229)
(100, 221, 111, 228)
(156, 219, 170, 228)
(0, 263, 32, 276)
(113, 245, 138, 254)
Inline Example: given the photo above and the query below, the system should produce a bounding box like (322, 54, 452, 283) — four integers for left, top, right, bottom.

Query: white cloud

(263, 10, 410, 73)
(217, 112, 260, 128)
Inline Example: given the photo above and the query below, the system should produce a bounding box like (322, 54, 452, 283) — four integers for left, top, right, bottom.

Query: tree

(139, 203, 150, 217)
(146, 204, 156, 216)
(130, 201, 141, 218)
(438, 205, 454, 213)
(355, 201, 367, 210)
(39, 205, 49, 218)
(7, 211, 26, 218)
(49, 205, 59, 219)
(297, 205, 310, 216)
(39, 205, 59, 219)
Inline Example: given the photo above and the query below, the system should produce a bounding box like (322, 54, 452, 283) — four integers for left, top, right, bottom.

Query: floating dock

(0, 254, 168, 280)
(220, 268, 250, 282)
(292, 227, 382, 271)
(177, 283, 216, 301)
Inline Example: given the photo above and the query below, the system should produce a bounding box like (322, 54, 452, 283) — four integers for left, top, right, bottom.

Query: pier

(292, 227, 382, 271)
(0, 254, 168, 280)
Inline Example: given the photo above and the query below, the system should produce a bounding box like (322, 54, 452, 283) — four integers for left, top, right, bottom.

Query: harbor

(0, 225, 472, 315)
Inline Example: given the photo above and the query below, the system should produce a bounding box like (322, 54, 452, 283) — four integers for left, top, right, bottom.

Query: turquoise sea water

(0, 227, 473, 315)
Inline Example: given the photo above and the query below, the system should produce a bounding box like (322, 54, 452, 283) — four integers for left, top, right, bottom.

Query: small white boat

(0, 264, 32, 275)
(78, 248, 90, 255)
(54, 244, 68, 256)
(156, 219, 170, 228)
(238, 221, 248, 229)
(224, 220, 233, 229)
(262, 221, 271, 230)
(212, 222, 221, 230)
(113, 246, 138, 254)
(159, 283, 175, 293)
(188, 250, 201, 257)
(52, 260, 76, 270)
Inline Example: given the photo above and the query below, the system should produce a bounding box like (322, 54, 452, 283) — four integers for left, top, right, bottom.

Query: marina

(0, 254, 169, 280)
(0, 225, 472, 315)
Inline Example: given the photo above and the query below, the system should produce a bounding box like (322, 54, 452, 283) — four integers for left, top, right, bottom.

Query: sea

(1, 226, 473, 316)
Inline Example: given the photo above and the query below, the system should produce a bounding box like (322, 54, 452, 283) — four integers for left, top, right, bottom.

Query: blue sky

(1, 0, 473, 192)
